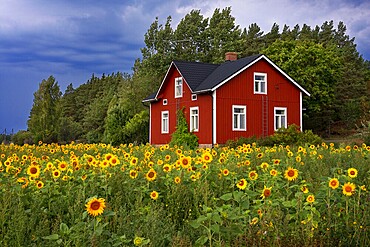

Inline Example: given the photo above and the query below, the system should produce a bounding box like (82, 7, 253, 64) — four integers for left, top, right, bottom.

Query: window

(254, 72, 267, 94)
(274, 107, 287, 130)
(163, 99, 167, 105)
(161, 111, 169, 133)
(190, 107, 199, 132)
(232, 105, 246, 131)
(175, 77, 183, 98)
(191, 94, 197, 101)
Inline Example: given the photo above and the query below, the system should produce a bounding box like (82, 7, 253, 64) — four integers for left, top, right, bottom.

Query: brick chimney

(225, 52, 238, 61)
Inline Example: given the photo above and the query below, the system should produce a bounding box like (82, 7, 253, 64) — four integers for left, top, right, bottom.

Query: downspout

(212, 90, 217, 147)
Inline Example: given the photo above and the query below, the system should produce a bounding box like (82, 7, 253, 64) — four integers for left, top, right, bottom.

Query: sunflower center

(288, 170, 295, 177)
(30, 167, 38, 174)
(148, 171, 155, 178)
(264, 189, 271, 197)
(182, 159, 188, 165)
(90, 201, 101, 210)
(331, 181, 337, 186)
(345, 186, 352, 192)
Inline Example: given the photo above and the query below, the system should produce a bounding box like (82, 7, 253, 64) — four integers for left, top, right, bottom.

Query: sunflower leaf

(42, 234, 60, 240)
(220, 193, 233, 201)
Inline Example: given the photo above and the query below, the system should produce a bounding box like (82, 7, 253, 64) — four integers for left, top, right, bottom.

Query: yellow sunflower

(174, 176, 181, 184)
(261, 186, 272, 199)
(58, 161, 68, 171)
(260, 162, 269, 170)
(270, 169, 278, 177)
(301, 185, 309, 194)
(109, 156, 120, 166)
(180, 156, 192, 168)
(17, 177, 29, 188)
(306, 194, 315, 203)
(250, 217, 259, 225)
(342, 182, 356, 196)
(104, 153, 113, 161)
(130, 157, 138, 166)
(145, 169, 157, 181)
(236, 178, 247, 190)
(100, 160, 110, 169)
(36, 180, 44, 189)
(248, 170, 258, 180)
(27, 164, 41, 178)
(163, 164, 172, 173)
(284, 167, 299, 181)
(150, 191, 159, 200)
(201, 152, 213, 163)
(129, 170, 138, 179)
(222, 168, 230, 176)
(85, 197, 106, 217)
(328, 178, 340, 189)
(347, 168, 358, 178)
(52, 169, 61, 179)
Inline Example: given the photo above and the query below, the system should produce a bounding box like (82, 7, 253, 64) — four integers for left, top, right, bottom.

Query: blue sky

(1, 0, 369, 133)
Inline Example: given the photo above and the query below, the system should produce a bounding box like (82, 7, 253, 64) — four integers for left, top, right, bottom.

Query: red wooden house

(143, 53, 310, 146)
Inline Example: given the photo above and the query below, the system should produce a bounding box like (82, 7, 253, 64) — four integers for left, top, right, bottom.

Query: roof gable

(142, 54, 310, 103)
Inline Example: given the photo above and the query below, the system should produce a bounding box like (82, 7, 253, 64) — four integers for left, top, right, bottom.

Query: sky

(1, 0, 369, 134)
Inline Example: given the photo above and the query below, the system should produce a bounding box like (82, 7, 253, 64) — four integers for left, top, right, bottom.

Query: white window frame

(161, 111, 169, 134)
(189, 107, 199, 132)
(191, 94, 197, 101)
(232, 105, 247, 131)
(163, 99, 167, 105)
(175, 77, 183, 98)
(274, 107, 287, 130)
(254, 72, 267, 94)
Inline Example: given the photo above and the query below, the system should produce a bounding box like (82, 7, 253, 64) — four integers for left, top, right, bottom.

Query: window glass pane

(234, 114, 238, 128)
(240, 115, 245, 129)
(281, 116, 286, 128)
(255, 82, 259, 92)
(260, 81, 265, 93)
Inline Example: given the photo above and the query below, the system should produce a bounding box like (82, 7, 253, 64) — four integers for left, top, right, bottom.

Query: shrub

(226, 124, 322, 147)
(170, 108, 199, 149)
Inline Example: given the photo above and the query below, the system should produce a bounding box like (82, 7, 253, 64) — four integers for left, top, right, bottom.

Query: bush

(226, 124, 322, 147)
(11, 130, 34, 145)
(170, 108, 198, 149)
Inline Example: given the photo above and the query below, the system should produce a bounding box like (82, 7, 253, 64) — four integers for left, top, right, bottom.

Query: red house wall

(215, 59, 301, 144)
(150, 66, 213, 145)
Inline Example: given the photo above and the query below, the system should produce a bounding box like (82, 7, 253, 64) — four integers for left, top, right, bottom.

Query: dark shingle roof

(173, 61, 219, 91)
(142, 91, 157, 102)
(194, 54, 262, 92)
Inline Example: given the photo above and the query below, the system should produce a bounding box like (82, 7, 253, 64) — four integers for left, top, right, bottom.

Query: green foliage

(27, 75, 62, 143)
(170, 108, 199, 149)
(11, 130, 33, 145)
(1, 142, 369, 246)
(226, 124, 322, 147)
(270, 124, 323, 146)
(124, 110, 149, 144)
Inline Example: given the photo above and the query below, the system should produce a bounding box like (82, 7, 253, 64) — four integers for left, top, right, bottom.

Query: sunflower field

(0, 142, 369, 246)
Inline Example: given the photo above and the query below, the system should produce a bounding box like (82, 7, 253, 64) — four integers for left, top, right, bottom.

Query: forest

(13, 7, 370, 145)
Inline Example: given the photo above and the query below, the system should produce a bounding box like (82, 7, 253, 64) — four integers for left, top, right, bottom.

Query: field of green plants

(0, 142, 369, 246)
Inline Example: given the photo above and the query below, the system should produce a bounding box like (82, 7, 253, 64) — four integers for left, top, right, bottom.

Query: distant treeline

(15, 7, 369, 145)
